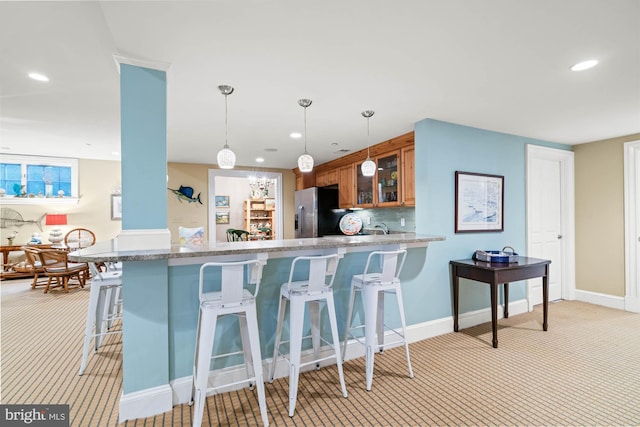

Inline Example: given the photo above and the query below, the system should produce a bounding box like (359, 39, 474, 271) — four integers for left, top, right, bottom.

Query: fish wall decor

(0, 208, 47, 231)
(168, 185, 203, 204)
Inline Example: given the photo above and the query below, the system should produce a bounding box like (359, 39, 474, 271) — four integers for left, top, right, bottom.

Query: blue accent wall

(410, 119, 571, 315)
(120, 64, 167, 230)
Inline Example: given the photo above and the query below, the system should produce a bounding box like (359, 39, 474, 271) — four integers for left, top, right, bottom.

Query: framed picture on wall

(455, 171, 504, 233)
(111, 194, 122, 220)
(215, 211, 230, 224)
(215, 195, 230, 208)
(265, 198, 275, 210)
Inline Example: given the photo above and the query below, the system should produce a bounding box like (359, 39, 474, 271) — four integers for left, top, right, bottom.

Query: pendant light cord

(367, 116, 371, 157)
(304, 105, 308, 154)
(224, 93, 229, 149)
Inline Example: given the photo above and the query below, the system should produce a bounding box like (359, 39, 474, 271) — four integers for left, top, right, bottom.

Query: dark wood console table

(1, 243, 52, 280)
(450, 257, 551, 348)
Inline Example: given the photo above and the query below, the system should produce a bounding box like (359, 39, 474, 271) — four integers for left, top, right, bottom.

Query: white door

(526, 145, 575, 308)
(624, 141, 640, 312)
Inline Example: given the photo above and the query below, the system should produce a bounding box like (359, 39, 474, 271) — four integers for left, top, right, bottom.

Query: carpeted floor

(2, 277, 640, 426)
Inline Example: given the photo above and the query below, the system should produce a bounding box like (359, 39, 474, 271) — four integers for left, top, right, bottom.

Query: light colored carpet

(2, 278, 640, 426)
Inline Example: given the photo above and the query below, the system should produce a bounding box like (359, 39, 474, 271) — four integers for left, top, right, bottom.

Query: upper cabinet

(295, 169, 316, 190)
(374, 150, 401, 207)
(338, 164, 355, 208)
(315, 168, 338, 187)
(294, 131, 414, 208)
(400, 146, 415, 206)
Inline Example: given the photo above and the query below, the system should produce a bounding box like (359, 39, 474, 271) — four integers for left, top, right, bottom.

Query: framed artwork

(215, 195, 230, 208)
(264, 198, 275, 210)
(215, 211, 230, 224)
(455, 171, 504, 233)
(111, 194, 122, 220)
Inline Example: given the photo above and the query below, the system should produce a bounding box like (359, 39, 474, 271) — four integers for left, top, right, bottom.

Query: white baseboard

(118, 384, 173, 423)
(575, 289, 625, 310)
(122, 298, 530, 420)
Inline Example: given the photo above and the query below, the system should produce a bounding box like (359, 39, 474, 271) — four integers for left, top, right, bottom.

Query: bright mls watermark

(0, 405, 69, 426)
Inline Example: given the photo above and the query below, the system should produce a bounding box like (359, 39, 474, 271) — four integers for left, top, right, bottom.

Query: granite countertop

(68, 233, 444, 263)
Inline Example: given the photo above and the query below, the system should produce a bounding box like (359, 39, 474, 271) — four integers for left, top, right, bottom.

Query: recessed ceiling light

(290, 132, 302, 139)
(28, 72, 49, 82)
(112, 151, 120, 156)
(331, 142, 339, 146)
(1, 146, 10, 150)
(255, 157, 265, 163)
(570, 59, 599, 71)
(264, 148, 278, 152)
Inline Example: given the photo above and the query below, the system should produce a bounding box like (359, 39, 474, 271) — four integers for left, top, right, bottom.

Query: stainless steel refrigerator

(294, 186, 342, 238)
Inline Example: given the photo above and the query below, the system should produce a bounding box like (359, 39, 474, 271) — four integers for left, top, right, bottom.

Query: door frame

(207, 169, 283, 243)
(525, 144, 576, 311)
(624, 140, 640, 312)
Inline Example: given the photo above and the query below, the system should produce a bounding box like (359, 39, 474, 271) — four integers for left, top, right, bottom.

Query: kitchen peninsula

(70, 233, 443, 422)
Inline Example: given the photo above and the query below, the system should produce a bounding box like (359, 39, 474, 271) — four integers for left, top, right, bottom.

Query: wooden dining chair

(37, 249, 90, 293)
(64, 228, 96, 250)
(21, 246, 48, 289)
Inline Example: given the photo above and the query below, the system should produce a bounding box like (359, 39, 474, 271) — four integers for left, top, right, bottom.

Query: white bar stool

(342, 249, 413, 391)
(191, 259, 269, 427)
(268, 253, 348, 417)
(78, 262, 123, 375)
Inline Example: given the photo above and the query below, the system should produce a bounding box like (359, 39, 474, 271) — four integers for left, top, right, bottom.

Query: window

(0, 155, 78, 204)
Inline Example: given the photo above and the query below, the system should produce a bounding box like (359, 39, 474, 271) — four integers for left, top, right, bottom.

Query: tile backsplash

(354, 207, 415, 233)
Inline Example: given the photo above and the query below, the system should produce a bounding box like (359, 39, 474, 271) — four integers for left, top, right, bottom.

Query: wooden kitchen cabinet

(315, 168, 338, 187)
(292, 131, 415, 208)
(355, 160, 374, 208)
(295, 169, 316, 190)
(401, 146, 415, 206)
(352, 148, 412, 208)
(375, 150, 401, 207)
(338, 164, 355, 208)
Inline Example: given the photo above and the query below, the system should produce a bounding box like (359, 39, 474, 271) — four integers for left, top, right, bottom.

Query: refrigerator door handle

(297, 205, 304, 232)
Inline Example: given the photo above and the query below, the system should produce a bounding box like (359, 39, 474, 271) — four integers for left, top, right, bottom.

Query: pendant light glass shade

(216, 85, 236, 169)
(297, 98, 314, 173)
(217, 147, 236, 169)
(298, 153, 314, 172)
(361, 110, 376, 177)
(361, 157, 376, 176)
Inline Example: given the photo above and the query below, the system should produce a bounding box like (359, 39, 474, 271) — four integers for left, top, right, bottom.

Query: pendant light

(297, 99, 314, 173)
(216, 85, 236, 169)
(360, 110, 376, 177)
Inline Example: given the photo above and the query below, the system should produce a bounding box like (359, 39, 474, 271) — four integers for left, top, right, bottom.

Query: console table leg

(503, 282, 509, 318)
(542, 275, 549, 331)
(452, 268, 459, 332)
(490, 283, 498, 348)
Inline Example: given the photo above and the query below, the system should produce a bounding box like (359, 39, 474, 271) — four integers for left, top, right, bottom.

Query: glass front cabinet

(355, 160, 374, 208)
(375, 151, 401, 207)
(354, 150, 401, 208)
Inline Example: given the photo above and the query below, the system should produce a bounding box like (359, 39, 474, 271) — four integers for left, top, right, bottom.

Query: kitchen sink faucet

(375, 223, 389, 235)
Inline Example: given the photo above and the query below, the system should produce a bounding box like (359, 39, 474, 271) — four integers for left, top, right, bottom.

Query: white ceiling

(1, 1, 639, 170)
